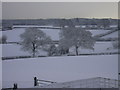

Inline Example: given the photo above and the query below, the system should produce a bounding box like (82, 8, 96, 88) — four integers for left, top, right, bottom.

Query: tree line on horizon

(2, 18, 118, 30)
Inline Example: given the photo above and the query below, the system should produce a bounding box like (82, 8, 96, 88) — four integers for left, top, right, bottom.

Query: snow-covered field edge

(2, 52, 119, 61)
(2, 55, 118, 88)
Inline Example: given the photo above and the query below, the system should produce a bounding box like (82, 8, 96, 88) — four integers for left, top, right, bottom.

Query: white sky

(2, 2, 118, 19)
(1, 0, 120, 2)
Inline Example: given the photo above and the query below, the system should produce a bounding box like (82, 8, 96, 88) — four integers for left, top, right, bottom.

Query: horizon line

(2, 17, 119, 20)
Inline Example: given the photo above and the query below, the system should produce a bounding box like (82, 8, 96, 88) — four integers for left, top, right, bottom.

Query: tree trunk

(32, 43, 36, 57)
(33, 52, 35, 57)
(66, 48, 69, 54)
(75, 46, 79, 56)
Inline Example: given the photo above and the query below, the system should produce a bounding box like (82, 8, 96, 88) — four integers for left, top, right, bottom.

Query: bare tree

(113, 31, 120, 49)
(48, 44, 58, 56)
(59, 27, 95, 55)
(112, 37, 120, 50)
(0, 35, 7, 44)
(20, 27, 51, 57)
(97, 19, 110, 29)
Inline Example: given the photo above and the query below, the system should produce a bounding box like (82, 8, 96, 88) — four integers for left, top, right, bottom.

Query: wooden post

(13, 83, 17, 89)
(34, 77, 38, 86)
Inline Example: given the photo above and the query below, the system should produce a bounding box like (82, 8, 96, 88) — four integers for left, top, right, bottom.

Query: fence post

(13, 83, 18, 89)
(34, 77, 38, 86)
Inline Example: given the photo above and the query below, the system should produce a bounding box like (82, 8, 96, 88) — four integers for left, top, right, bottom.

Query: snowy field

(2, 28, 114, 42)
(86, 30, 111, 37)
(69, 41, 117, 55)
(2, 44, 47, 57)
(2, 44, 30, 57)
(2, 41, 117, 57)
(2, 55, 118, 88)
(1, 27, 118, 57)
(2, 26, 118, 88)
(2, 28, 60, 42)
(101, 31, 118, 39)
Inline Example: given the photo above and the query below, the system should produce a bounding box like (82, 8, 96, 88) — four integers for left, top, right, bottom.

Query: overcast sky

(2, 2, 118, 19)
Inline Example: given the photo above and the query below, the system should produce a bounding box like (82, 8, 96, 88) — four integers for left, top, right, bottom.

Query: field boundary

(2, 52, 119, 60)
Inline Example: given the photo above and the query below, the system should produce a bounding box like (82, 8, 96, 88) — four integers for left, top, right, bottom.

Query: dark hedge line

(2, 52, 119, 60)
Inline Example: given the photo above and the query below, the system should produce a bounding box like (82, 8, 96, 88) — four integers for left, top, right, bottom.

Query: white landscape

(2, 41, 117, 57)
(2, 2, 119, 89)
(1, 24, 119, 89)
(2, 55, 118, 88)
(2, 28, 60, 42)
(2, 26, 118, 42)
(1, 26, 118, 57)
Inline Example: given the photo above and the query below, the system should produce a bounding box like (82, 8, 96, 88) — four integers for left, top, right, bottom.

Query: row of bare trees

(20, 27, 95, 57)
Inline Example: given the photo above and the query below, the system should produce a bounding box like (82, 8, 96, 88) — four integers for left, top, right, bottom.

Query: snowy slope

(2, 44, 47, 57)
(86, 30, 111, 36)
(2, 28, 25, 42)
(40, 29, 60, 40)
(2, 41, 117, 57)
(101, 31, 118, 39)
(2, 28, 113, 42)
(2, 44, 30, 57)
(2, 28, 60, 42)
(2, 55, 118, 88)
(2, 27, 118, 57)
(67, 42, 117, 55)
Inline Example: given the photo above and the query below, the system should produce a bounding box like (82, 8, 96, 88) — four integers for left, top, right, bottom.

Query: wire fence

(34, 77, 119, 88)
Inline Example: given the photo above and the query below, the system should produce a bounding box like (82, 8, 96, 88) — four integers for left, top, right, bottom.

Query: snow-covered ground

(2, 44, 30, 57)
(1, 27, 118, 57)
(40, 29, 60, 40)
(2, 28, 60, 42)
(2, 55, 118, 88)
(2, 44, 47, 57)
(2, 28, 25, 42)
(86, 30, 111, 37)
(71, 41, 117, 54)
(2, 26, 118, 88)
(2, 28, 114, 42)
(101, 31, 118, 39)
(2, 41, 117, 57)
